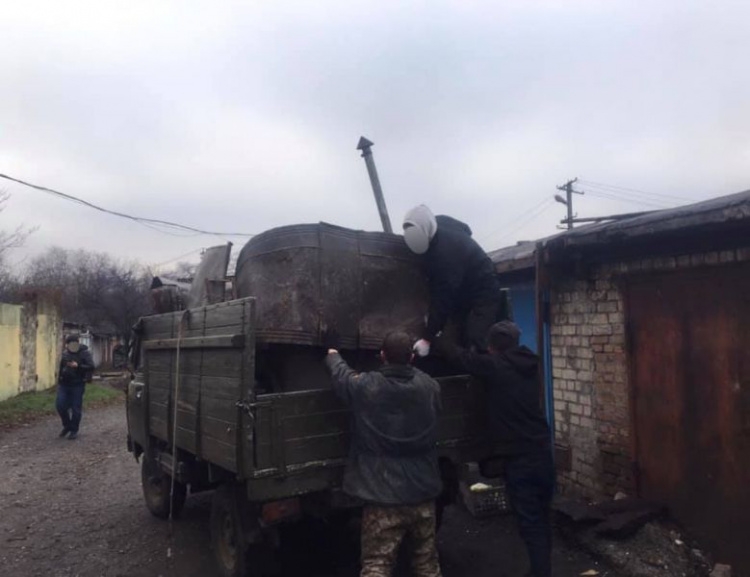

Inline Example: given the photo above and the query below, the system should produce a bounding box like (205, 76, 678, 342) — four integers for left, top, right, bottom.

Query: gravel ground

(0, 404, 622, 577)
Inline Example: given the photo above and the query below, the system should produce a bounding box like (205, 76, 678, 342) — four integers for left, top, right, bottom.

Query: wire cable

(479, 196, 553, 244)
(582, 189, 669, 209)
(167, 309, 189, 573)
(0, 172, 256, 238)
(495, 198, 555, 243)
(580, 184, 674, 207)
(584, 189, 667, 208)
(578, 179, 686, 203)
(488, 197, 556, 246)
(153, 247, 206, 270)
(137, 221, 205, 238)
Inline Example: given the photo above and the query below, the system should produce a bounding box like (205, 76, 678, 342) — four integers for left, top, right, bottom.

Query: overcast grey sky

(1, 0, 748, 272)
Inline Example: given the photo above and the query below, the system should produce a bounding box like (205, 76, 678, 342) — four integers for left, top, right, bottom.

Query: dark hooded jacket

(325, 353, 443, 505)
(424, 215, 499, 339)
(58, 345, 95, 387)
(444, 344, 550, 455)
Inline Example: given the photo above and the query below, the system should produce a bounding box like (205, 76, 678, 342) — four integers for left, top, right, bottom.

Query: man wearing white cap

(403, 205, 500, 356)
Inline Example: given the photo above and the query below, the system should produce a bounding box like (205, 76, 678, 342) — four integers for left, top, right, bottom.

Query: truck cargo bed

(128, 297, 490, 499)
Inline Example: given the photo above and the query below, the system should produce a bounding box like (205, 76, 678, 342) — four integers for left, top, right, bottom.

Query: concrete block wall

(550, 246, 750, 500)
(0, 294, 62, 403)
(0, 303, 22, 401)
(19, 296, 39, 393)
(35, 296, 63, 393)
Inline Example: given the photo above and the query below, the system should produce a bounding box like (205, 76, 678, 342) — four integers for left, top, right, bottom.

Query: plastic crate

(459, 479, 511, 518)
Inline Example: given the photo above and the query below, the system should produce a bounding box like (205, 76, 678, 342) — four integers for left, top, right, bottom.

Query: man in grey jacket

(325, 331, 443, 577)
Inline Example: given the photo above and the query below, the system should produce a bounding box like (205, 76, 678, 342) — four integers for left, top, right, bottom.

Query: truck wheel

(211, 484, 258, 577)
(141, 453, 186, 519)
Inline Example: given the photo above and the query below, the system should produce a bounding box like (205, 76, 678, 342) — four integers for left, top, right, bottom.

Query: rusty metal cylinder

(234, 223, 428, 349)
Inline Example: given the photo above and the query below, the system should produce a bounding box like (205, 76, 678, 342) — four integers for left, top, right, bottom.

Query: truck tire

(141, 453, 186, 519)
(211, 484, 259, 577)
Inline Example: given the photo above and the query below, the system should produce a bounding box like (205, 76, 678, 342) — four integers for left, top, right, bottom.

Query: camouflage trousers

(360, 502, 442, 577)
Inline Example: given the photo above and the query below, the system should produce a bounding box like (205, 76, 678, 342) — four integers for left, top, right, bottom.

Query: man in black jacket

(402, 205, 499, 356)
(325, 331, 443, 577)
(56, 335, 95, 440)
(438, 321, 553, 577)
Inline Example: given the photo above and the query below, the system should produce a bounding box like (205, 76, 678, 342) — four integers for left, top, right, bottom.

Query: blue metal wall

(504, 282, 555, 445)
(506, 283, 537, 352)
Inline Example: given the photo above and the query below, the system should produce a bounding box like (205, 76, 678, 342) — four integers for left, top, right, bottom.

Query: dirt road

(0, 403, 619, 577)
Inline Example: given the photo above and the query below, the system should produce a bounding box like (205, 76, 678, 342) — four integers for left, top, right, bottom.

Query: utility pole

(356, 136, 393, 234)
(555, 178, 584, 229)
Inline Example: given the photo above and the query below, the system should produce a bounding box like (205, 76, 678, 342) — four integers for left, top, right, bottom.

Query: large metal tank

(234, 223, 428, 349)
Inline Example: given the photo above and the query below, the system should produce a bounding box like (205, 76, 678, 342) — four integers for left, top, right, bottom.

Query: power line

(577, 179, 686, 203)
(581, 183, 674, 207)
(494, 198, 555, 244)
(579, 179, 682, 201)
(582, 187, 671, 208)
(152, 247, 207, 269)
(0, 172, 256, 238)
(479, 196, 552, 243)
(490, 197, 556, 246)
(583, 189, 669, 209)
(137, 220, 204, 238)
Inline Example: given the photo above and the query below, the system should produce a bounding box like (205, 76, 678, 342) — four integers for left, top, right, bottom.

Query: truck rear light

(261, 498, 301, 525)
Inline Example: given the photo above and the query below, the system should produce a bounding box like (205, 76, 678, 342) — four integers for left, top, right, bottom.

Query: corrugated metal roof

(487, 241, 537, 265)
(548, 189, 750, 249)
(488, 235, 559, 273)
(488, 189, 750, 270)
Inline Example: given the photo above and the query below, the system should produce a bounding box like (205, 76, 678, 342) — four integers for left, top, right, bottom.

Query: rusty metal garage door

(625, 263, 750, 573)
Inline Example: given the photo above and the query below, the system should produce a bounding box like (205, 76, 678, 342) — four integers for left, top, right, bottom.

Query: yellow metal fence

(0, 296, 62, 402)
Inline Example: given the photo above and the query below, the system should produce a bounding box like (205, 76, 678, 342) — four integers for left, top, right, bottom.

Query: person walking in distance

(56, 335, 95, 440)
(325, 331, 443, 577)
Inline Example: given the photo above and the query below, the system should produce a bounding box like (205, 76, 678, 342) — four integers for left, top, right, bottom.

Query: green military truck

(126, 224, 494, 577)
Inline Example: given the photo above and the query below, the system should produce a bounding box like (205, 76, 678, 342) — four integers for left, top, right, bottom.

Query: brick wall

(550, 247, 750, 499)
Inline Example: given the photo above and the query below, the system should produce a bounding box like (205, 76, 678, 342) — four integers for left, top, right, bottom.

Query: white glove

(413, 339, 431, 357)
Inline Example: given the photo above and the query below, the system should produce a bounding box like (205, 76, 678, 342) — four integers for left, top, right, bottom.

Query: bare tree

(23, 248, 152, 336)
(0, 191, 35, 301)
(0, 264, 20, 301)
(169, 260, 198, 281)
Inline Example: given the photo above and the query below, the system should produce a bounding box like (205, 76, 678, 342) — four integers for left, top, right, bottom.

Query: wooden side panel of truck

(127, 297, 489, 502)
